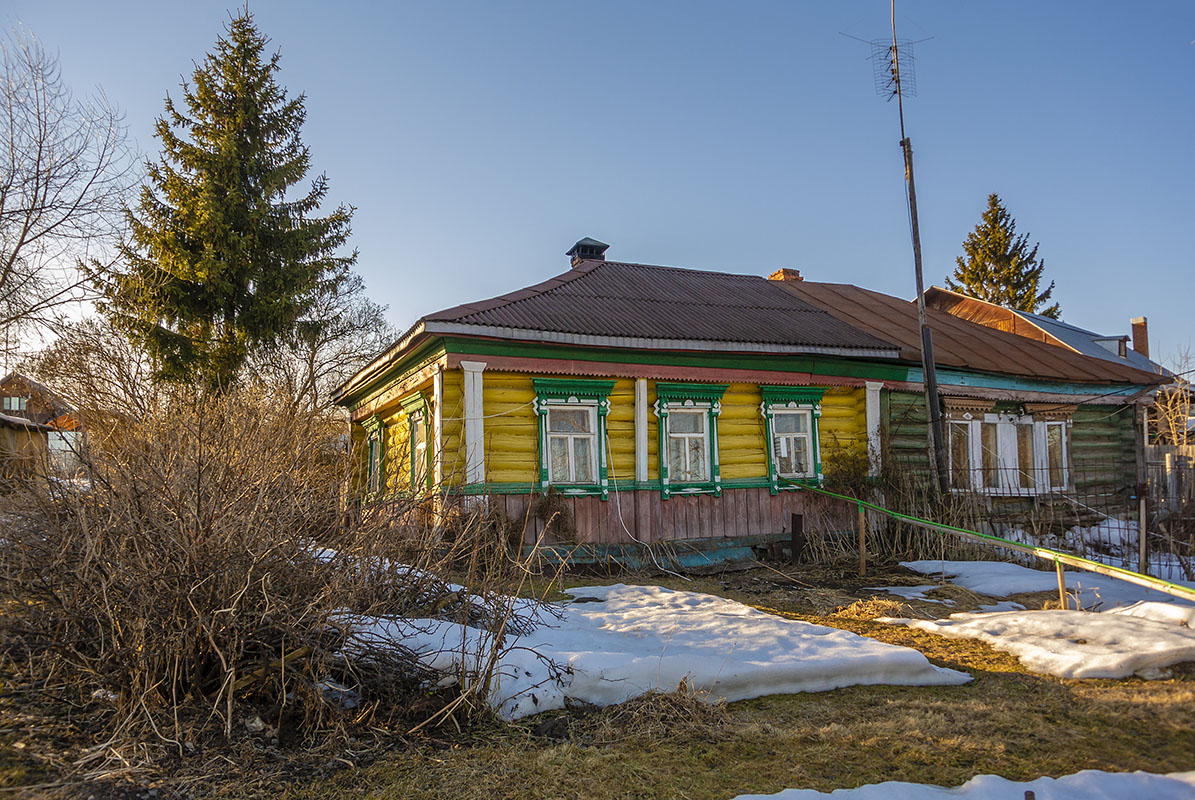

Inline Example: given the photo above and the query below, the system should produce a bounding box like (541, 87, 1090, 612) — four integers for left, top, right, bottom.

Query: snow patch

(901, 560, 1195, 609)
(349, 583, 971, 720)
(730, 769, 1195, 799)
(882, 606, 1195, 679)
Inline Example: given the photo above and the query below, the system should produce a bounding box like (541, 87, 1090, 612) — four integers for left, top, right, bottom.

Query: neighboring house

(923, 286, 1162, 375)
(785, 280, 1165, 505)
(334, 240, 1166, 554)
(0, 412, 52, 480)
(0, 373, 83, 472)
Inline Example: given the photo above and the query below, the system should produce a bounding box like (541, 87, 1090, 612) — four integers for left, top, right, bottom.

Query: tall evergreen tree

(97, 11, 355, 387)
(945, 194, 1060, 319)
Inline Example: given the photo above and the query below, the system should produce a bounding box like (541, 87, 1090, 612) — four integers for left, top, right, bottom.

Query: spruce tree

(945, 194, 1060, 319)
(98, 11, 355, 387)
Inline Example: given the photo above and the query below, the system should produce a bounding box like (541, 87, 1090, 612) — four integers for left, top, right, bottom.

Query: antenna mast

(886, 2, 949, 493)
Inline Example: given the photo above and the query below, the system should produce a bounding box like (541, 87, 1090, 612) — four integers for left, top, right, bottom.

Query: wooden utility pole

(890, 2, 949, 493)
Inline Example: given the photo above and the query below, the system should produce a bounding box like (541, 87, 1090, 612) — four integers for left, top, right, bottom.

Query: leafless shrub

(0, 388, 557, 780)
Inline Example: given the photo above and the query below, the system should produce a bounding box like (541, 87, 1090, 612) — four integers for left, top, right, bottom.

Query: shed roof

(779, 281, 1165, 386)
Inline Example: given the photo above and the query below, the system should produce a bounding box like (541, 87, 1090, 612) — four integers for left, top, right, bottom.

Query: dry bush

(571, 680, 727, 746)
(0, 388, 551, 777)
(832, 597, 919, 620)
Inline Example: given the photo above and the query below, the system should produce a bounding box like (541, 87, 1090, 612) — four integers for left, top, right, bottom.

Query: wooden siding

(441, 368, 465, 485)
(885, 389, 1138, 496)
(719, 383, 767, 480)
(1070, 404, 1136, 497)
(819, 386, 867, 452)
(886, 390, 931, 471)
(491, 486, 851, 545)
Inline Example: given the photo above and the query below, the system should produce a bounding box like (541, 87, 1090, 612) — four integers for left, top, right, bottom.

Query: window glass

(669, 411, 703, 434)
(548, 409, 591, 433)
(949, 422, 970, 489)
(667, 410, 709, 482)
(1017, 424, 1036, 490)
(980, 422, 999, 489)
(411, 415, 427, 487)
(549, 437, 570, 480)
(774, 413, 807, 434)
(1047, 424, 1065, 488)
(546, 405, 597, 484)
(771, 411, 813, 478)
(573, 437, 593, 483)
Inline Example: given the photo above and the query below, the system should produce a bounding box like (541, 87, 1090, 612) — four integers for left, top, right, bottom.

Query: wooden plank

(634, 490, 651, 543)
(711, 491, 727, 539)
(698, 493, 713, 540)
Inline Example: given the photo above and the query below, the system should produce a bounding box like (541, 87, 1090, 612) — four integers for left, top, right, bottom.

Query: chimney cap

(768, 268, 803, 282)
(566, 237, 610, 262)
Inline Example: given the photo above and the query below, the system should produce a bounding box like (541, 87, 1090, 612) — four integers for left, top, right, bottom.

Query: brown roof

(778, 281, 1165, 385)
(423, 259, 896, 353)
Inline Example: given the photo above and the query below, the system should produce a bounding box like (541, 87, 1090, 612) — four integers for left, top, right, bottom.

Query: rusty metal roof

(781, 281, 1165, 385)
(423, 259, 897, 353)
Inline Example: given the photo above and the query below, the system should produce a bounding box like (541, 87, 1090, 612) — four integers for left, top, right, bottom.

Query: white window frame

(665, 407, 712, 484)
(544, 402, 600, 486)
(948, 412, 1070, 495)
(770, 408, 816, 480)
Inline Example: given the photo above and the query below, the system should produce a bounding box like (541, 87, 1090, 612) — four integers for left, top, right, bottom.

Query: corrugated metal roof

(782, 281, 1165, 385)
(425, 260, 895, 351)
(1018, 311, 1162, 373)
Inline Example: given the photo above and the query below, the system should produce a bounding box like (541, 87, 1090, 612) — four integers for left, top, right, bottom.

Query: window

(654, 382, 728, 498)
(760, 386, 825, 493)
(399, 391, 432, 493)
(948, 412, 1070, 494)
(2, 396, 28, 412)
(533, 379, 615, 498)
(361, 414, 385, 496)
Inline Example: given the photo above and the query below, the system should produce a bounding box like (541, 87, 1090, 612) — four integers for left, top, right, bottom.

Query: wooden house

(0, 373, 83, 472)
(333, 240, 1166, 559)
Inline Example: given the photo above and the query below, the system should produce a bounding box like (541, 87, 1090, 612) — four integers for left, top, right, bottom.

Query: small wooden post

(857, 503, 867, 577)
(1138, 490, 1149, 575)
(790, 513, 804, 565)
(1055, 560, 1067, 610)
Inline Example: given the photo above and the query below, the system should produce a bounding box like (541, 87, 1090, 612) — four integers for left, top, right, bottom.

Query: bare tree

(1153, 348, 1192, 446)
(252, 272, 396, 413)
(21, 316, 166, 422)
(0, 27, 133, 359)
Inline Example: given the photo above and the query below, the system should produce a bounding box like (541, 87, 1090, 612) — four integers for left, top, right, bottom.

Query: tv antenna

(844, 6, 949, 493)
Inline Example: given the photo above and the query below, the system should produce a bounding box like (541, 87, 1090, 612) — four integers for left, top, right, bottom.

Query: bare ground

(3, 559, 1193, 799)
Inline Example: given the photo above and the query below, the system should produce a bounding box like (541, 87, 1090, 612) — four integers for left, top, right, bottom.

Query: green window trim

(760, 386, 826, 495)
(654, 382, 729, 499)
(361, 413, 386, 498)
(533, 378, 617, 499)
(398, 391, 433, 493)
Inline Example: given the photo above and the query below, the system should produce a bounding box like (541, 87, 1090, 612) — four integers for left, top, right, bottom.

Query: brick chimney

(566, 237, 609, 268)
(768, 268, 803, 282)
(1130, 316, 1149, 359)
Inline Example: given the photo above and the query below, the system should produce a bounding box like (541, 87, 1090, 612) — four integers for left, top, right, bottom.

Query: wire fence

(808, 458, 1194, 586)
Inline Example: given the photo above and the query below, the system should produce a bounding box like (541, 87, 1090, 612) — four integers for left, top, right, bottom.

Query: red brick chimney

(768, 268, 803, 282)
(1130, 316, 1149, 359)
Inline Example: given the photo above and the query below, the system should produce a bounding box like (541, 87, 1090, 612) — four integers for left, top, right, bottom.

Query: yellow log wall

(441, 368, 465, 486)
(818, 386, 867, 453)
(375, 368, 870, 490)
(718, 383, 768, 480)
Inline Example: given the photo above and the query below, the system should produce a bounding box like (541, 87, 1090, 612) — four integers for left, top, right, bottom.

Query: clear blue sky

(11, 2, 1195, 365)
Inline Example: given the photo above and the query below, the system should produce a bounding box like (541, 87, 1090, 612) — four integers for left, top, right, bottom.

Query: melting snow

(349, 583, 971, 720)
(730, 770, 1195, 799)
(901, 560, 1195, 610)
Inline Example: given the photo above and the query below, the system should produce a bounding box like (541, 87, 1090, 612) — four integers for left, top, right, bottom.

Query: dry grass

(832, 597, 921, 620)
(4, 562, 1195, 799)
